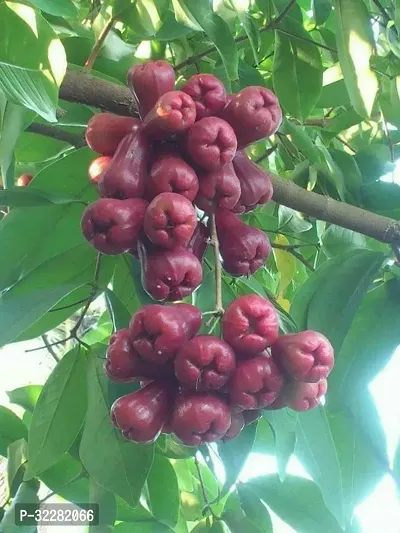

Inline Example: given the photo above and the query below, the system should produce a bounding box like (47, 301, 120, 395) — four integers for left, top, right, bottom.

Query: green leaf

(321, 225, 366, 258)
(318, 79, 350, 108)
(0, 407, 27, 457)
(333, 0, 379, 118)
(114, 522, 174, 532)
(355, 144, 393, 183)
(112, 255, 153, 316)
(0, 482, 39, 533)
(273, 17, 323, 121)
(27, 0, 78, 17)
(227, 1, 259, 63)
(312, 0, 332, 25)
(329, 149, 362, 193)
(7, 386, 42, 413)
(218, 423, 257, 495)
(328, 409, 383, 521)
(0, 102, 34, 189)
(0, 187, 85, 207)
(0, 283, 81, 348)
(283, 121, 322, 165)
(147, 454, 180, 527)
(89, 480, 117, 532)
(329, 281, 400, 404)
(249, 474, 343, 533)
(172, 1, 238, 80)
(238, 485, 273, 532)
(25, 346, 87, 478)
(156, 434, 196, 459)
(116, 498, 153, 523)
(7, 439, 27, 492)
(263, 408, 297, 481)
(80, 345, 154, 507)
(39, 454, 89, 504)
(278, 205, 312, 233)
(296, 407, 345, 527)
(105, 289, 131, 331)
(0, 3, 67, 121)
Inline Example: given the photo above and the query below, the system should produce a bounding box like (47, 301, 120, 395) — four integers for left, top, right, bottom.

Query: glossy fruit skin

(85, 113, 140, 155)
(144, 192, 197, 249)
(127, 60, 176, 119)
(146, 150, 199, 202)
(232, 151, 273, 213)
(16, 174, 33, 187)
(88, 156, 112, 184)
(181, 74, 227, 120)
(220, 86, 282, 148)
(215, 209, 271, 276)
(230, 356, 284, 410)
(129, 303, 202, 365)
(223, 410, 244, 441)
(111, 381, 172, 443)
(142, 91, 196, 140)
(283, 379, 328, 412)
(185, 117, 237, 171)
(98, 130, 151, 199)
(222, 294, 279, 355)
(271, 331, 334, 382)
(172, 392, 231, 445)
(195, 163, 241, 214)
(187, 222, 209, 262)
(104, 329, 140, 382)
(139, 241, 203, 302)
(175, 335, 236, 391)
(81, 198, 148, 255)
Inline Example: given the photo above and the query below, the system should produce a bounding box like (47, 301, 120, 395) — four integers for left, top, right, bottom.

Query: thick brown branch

(271, 174, 400, 246)
(26, 123, 86, 148)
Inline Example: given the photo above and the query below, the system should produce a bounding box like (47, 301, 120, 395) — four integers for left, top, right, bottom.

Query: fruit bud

(222, 294, 279, 354)
(85, 113, 140, 155)
(232, 151, 273, 213)
(127, 60, 176, 119)
(195, 163, 241, 213)
(181, 74, 226, 120)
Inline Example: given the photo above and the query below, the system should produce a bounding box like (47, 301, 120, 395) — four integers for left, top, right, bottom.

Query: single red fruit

(104, 329, 140, 382)
(172, 392, 231, 445)
(185, 117, 237, 171)
(283, 379, 328, 412)
(195, 163, 241, 213)
(220, 86, 282, 148)
(81, 198, 148, 255)
(146, 150, 199, 202)
(127, 60, 176, 119)
(215, 208, 271, 276)
(17, 174, 33, 187)
(187, 221, 210, 262)
(175, 335, 236, 391)
(223, 410, 245, 441)
(85, 113, 140, 155)
(222, 294, 279, 355)
(88, 155, 112, 184)
(129, 303, 202, 365)
(144, 192, 197, 249)
(271, 331, 334, 383)
(97, 130, 151, 199)
(139, 240, 203, 302)
(110, 381, 172, 443)
(232, 151, 273, 213)
(142, 91, 196, 140)
(230, 356, 284, 410)
(181, 74, 227, 120)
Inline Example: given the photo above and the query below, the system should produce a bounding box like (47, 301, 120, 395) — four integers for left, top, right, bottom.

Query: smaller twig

(380, 111, 395, 180)
(276, 28, 337, 53)
(25, 338, 70, 353)
(255, 144, 278, 164)
(84, 16, 117, 72)
(40, 472, 86, 503)
(372, 0, 392, 25)
(335, 136, 356, 154)
(209, 214, 224, 315)
(194, 455, 214, 526)
(41, 334, 60, 363)
(272, 243, 315, 271)
(50, 297, 91, 313)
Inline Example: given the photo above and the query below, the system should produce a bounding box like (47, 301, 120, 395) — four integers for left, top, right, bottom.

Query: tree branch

(26, 123, 86, 148)
(84, 16, 117, 72)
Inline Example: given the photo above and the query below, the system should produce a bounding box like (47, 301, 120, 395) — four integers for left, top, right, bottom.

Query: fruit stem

(194, 455, 214, 525)
(209, 213, 224, 315)
(84, 16, 117, 73)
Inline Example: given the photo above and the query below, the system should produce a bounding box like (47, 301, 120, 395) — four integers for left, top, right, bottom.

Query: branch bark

(26, 123, 86, 148)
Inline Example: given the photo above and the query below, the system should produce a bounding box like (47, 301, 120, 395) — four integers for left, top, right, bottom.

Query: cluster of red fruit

(80, 60, 334, 446)
(106, 294, 334, 446)
(82, 60, 281, 297)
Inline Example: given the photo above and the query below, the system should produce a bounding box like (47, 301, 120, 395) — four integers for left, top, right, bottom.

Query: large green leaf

(0, 3, 67, 121)
(333, 0, 379, 118)
(296, 407, 344, 527)
(218, 423, 257, 495)
(80, 345, 154, 507)
(7, 386, 42, 413)
(27, 0, 77, 17)
(25, 346, 87, 478)
(329, 281, 400, 404)
(312, 0, 332, 25)
(114, 522, 174, 532)
(237, 485, 273, 532)
(321, 225, 366, 258)
(105, 288, 132, 331)
(147, 454, 180, 527)
(39, 453, 89, 504)
(0, 187, 84, 207)
(0, 407, 27, 457)
(273, 17, 323, 121)
(112, 255, 153, 316)
(226, 1, 259, 63)
(0, 482, 39, 533)
(172, 0, 238, 80)
(249, 474, 343, 533)
(89, 481, 117, 532)
(263, 408, 297, 481)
